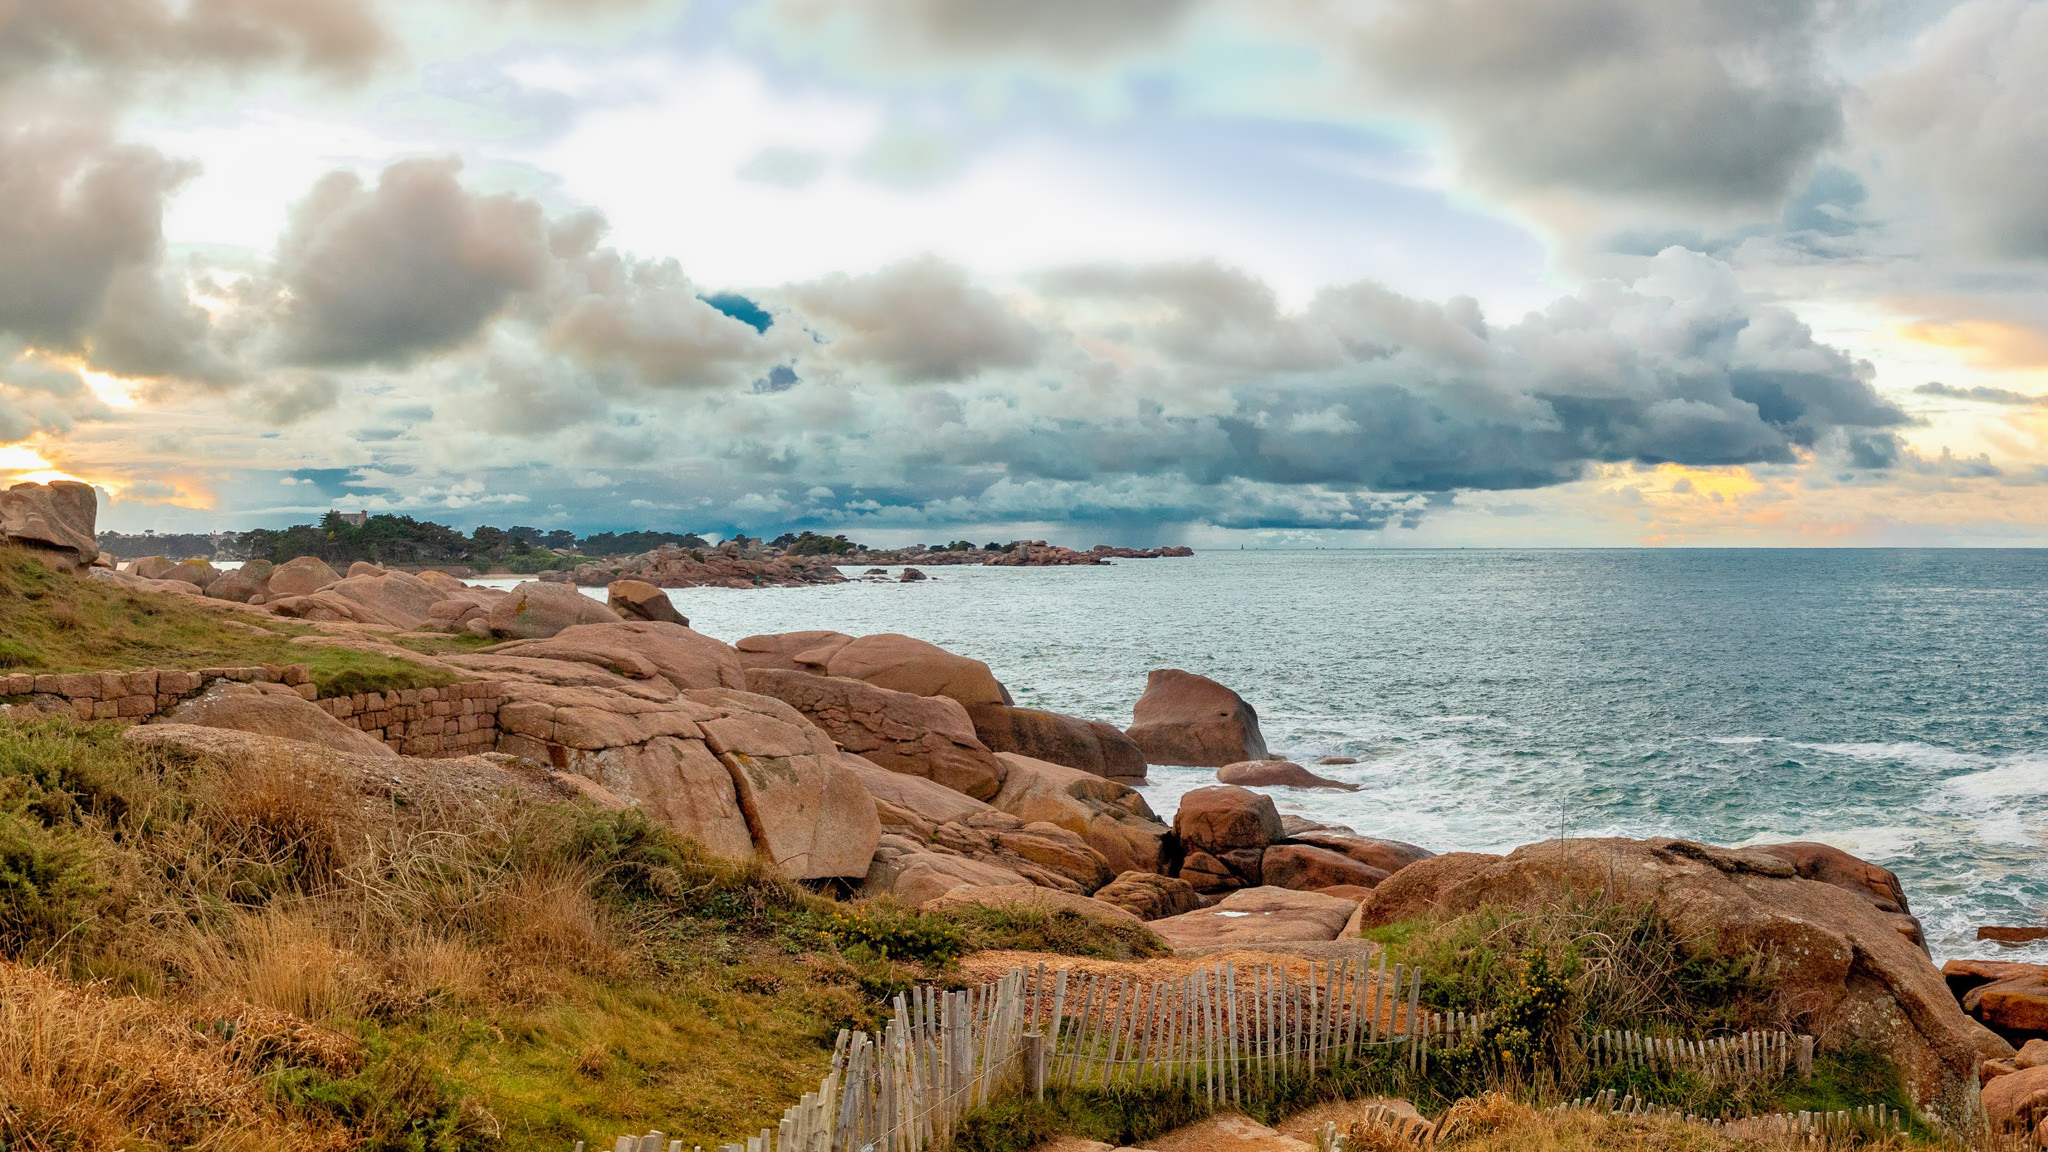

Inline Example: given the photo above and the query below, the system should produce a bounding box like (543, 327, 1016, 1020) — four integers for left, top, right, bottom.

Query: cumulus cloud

(785, 255, 1044, 383)
(1864, 0, 2048, 259)
(546, 252, 788, 388)
(1346, 0, 1841, 208)
(274, 158, 551, 367)
(0, 0, 390, 85)
(0, 112, 194, 349)
(762, 0, 1199, 64)
(1915, 381, 2048, 406)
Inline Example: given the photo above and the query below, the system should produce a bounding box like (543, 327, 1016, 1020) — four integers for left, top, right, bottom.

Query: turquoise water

(535, 550, 2048, 959)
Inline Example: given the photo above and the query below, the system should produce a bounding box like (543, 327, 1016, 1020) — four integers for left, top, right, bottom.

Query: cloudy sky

(5, 0, 2048, 546)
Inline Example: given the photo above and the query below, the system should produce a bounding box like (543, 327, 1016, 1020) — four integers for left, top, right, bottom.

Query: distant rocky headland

(91, 513, 1192, 591)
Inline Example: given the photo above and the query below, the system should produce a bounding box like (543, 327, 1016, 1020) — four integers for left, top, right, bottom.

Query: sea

(491, 549, 2048, 961)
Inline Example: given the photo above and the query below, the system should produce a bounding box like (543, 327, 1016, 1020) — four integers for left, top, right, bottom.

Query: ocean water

(515, 550, 2048, 960)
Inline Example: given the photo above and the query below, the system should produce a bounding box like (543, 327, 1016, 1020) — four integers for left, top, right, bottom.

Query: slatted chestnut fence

(1587, 1027, 1815, 1081)
(594, 957, 1828, 1152)
(1547, 1090, 1906, 1145)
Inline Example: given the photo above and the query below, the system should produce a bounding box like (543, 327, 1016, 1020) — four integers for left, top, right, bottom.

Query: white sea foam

(1943, 758, 2048, 799)
(1791, 741, 1991, 771)
(1705, 735, 1774, 745)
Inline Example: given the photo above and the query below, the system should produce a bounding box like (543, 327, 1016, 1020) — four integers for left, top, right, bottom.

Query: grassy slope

(0, 548, 453, 695)
(0, 709, 1159, 1152)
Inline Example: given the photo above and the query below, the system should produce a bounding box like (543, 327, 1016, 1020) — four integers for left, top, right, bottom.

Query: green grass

(0, 548, 451, 696)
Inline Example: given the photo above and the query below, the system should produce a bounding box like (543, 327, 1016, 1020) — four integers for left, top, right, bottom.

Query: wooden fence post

(1024, 1031, 1047, 1100)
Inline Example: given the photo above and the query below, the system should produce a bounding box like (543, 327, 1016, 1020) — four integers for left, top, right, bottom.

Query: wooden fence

(592, 956, 1828, 1152)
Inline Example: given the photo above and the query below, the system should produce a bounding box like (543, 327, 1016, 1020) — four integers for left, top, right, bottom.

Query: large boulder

(1754, 841, 1924, 950)
(837, 752, 994, 828)
(267, 555, 341, 596)
(157, 681, 396, 759)
(1944, 960, 2048, 1044)
(1125, 668, 1267, 767)
(1279, 819, 1436, 876)
(607, 579, 687, 625)
(488, 621, 745, 694)
(862, 837, 1032, 905)
(1218, 760, 1358, 791)
(1982, 1063, 2048, 1137)
(487, 581, 623, 639)
(205, 560, 271, 603)
(988, 752, 1168, 874)
(1360, 838, 1990, 1124)
(1174, 785, 1283, 862)
(1093, 872, 1205, 921)
(1148, 886, 1360, 954)
(689, 688, 880, 881)
(490, 679, 876, 878)
(319, 570, 446, 628)
(821, 633, 1010, 708)
(969, 703, 1149, 783)
(924, 884, 1149, 931)
(995, 822, 1115, 893)
(130, 555, 177, 579)
(0, 480, 97, 572)
(166, 558, 220, 586)
(743, 667, 1008, 800)
(735, 631, 853, 673)
(1262, 844, 1390, 892)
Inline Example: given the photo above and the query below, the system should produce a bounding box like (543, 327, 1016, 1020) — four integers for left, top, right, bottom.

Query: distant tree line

(100, 515, 714, 570)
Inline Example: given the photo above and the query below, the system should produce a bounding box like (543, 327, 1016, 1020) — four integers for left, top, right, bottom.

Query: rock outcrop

(988, 752, 1167, 875)
(1217, 760, 1358, 790)
(567, 543, 847, 590)
(268, 570, 447, 630)
(1093, 872, 1205, 921)
(267, 556, 341, 597)
(1172, 785, 1283, 891)
(0, 480, 98, 572)
(735, 631, 853, 673)
(1755, 841, 1925, 951)
(487, 581, 623, 639)
(692, 687, 880, 881)
(607, 579, 687, 625)
(924, 884, 1148, 931)
(1126, 669, 1267, 766)
(743, 668, 1008, 800)
(489, 679, 877, 880)
(156, 680, 396, 760)
(167, 558, 219, 586)
(1359, 837, 1991, 1123)
(1278, 817, 1436, 876)
(1148, 886, 1361, 953)
(487, 621, 746, 694)
(1261, 844, 1390, 891)
(862, 838, 1032, 906)
(1943, 960, 2048, 1044)
(820, 633, 1011, 708)
(969, 703, 1148, 783)
(205, 560, 272, 603)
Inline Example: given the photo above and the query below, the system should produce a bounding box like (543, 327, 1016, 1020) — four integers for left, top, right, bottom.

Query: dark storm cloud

(274, 157, 552, 367)
(1915, 381, 2048, 406)
(1352, 0, 1842, 207)
(859, 249, 1906, 503)
(785, 255, 1044, 383)
(0, 113, 194, 349)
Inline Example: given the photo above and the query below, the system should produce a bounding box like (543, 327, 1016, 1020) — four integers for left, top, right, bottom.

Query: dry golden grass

(0, 960, 354, 1152)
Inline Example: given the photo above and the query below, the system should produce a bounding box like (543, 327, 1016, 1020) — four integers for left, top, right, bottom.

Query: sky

(5, 0, 2048, 547)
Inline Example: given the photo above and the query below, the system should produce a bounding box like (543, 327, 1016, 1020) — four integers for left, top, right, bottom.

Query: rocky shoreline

(3, 478, 2039, 1134)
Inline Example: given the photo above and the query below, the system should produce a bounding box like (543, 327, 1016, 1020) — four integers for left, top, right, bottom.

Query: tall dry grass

(0, 960, 354, 1152)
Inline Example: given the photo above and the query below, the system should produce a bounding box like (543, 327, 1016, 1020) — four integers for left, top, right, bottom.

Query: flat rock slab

(1148, 886, 1360, 954)
(1142, 1114, 1311, 1152)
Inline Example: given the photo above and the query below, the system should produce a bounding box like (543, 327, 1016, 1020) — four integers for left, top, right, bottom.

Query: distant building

(334, 509, 368, 528)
